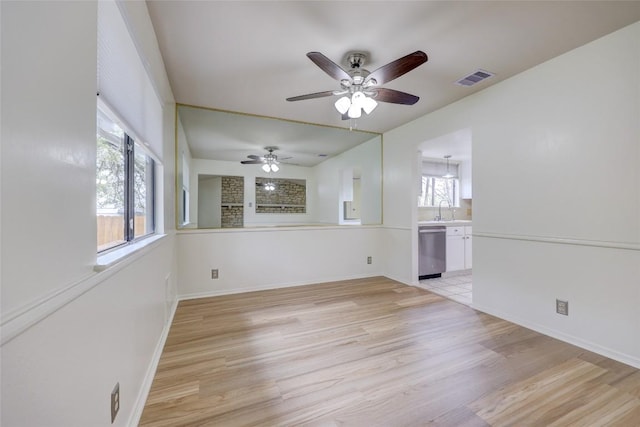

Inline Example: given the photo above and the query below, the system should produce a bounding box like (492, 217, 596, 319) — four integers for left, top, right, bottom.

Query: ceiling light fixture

(264, 182, 275, 191)
(261, 152, 280, 173)
(443, 155, 455, 179)
(334, 90, 378, 119)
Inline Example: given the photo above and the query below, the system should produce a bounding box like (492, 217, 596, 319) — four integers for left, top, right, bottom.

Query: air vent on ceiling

(455, 69, 494, 86)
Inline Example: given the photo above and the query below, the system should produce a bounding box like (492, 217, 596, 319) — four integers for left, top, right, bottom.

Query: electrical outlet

(211, 269, 219, 279)
(111, 382, 120, 423)
(367, 256, 372, 264)
(556, 299, 569, 316)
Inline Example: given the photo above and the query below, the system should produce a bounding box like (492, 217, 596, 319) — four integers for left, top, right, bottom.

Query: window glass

(418, 176, 460, 208)
(134, 142, 154, 238)
(97, 108, 155, 252)
(96, 110, 126, 251)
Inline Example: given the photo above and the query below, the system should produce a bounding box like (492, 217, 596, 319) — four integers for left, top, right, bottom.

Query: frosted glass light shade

(262, 163, 271, 172)
(362, 96, 378, 115)
(348, 104, 362, 119)
(351, 91, 365, 108)
(271, 163, 279, 172)
(334, 96, 351, 114)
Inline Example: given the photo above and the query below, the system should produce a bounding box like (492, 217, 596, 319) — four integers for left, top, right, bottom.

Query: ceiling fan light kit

(241, 146, 289, 173)
(335, 91, 378, 119)
(262, 162, 279, 173)
(287, 50, 428, 122)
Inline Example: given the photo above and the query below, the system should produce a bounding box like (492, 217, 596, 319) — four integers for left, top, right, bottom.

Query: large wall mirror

(175, 104, 382, 229)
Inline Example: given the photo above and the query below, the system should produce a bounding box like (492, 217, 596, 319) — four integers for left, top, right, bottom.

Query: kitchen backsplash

(418, 199, 472, 221)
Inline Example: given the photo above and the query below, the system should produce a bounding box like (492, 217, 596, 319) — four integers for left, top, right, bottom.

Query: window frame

(97, 106, 156, 254)
(418, 174, 460, 208)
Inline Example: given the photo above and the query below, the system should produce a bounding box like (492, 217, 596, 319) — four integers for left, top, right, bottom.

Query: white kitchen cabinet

(446, 225, 472, 272)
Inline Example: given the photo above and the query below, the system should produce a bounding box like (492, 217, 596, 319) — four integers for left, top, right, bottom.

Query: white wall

(177, 226, 382, 299)
(314, 135, 382, 225)
(1, 237, 177, 427)
(1, 1, 178, 425)
(177, 135, 385, 299)
(198, 175, 222, 228)
(382, 21, 640, 367)
(1, 0, 98, 315)
(192, 158, 317, 226)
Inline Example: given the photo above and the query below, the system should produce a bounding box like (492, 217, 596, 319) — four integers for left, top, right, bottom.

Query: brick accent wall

(255, 178, 306, 214)
(221, 176, 244, 227)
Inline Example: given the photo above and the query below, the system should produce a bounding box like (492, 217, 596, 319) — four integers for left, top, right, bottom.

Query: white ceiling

(178, 105, 379, 167)
(420, 128, 472, 162)
(147, 1, 640, 161)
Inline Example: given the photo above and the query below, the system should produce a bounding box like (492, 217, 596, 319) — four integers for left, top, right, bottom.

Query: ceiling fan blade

(246, 154, 262, 160)
(286, 90, 336, 102)
(366, 50, 428, 86)
(241, 160, 264, 165)
(307, 52, 351, 81)
(371, 88, 420, 105)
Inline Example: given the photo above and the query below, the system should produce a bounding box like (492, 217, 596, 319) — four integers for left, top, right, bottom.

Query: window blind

(422, 159, 459, 178)
(97, 0, 162, 160)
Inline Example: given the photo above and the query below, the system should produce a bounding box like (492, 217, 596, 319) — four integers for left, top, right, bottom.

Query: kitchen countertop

(418, 220, 472, 226)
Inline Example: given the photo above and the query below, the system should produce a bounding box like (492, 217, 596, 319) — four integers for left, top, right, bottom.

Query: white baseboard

(472, 302, 640, 370)
(127, 299, 179, 427)
(178, 272, 384, 301)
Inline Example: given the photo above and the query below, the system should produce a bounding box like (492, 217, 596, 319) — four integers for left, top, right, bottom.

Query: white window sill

(95, 234, 166, 272)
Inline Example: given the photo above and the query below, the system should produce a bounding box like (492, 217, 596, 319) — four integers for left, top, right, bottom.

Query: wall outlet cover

(556, 299, 569, 316)
(211, 269, 219, 279)
(111, 382, 120, 423)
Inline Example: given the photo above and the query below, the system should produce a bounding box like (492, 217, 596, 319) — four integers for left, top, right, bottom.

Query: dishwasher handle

(419, 227, 446, 234)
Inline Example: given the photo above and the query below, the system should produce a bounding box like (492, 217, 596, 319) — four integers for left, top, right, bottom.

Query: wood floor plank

(140, 276, 640, 426)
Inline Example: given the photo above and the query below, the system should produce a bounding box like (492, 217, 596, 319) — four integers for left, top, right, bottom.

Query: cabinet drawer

(446, 226, 465, 236)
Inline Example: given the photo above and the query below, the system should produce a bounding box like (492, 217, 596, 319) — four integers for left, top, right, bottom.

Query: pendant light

(442, 155, 455, 179)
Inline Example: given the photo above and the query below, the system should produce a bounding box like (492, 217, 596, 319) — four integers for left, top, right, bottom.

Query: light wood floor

(140, 277, 640, 426)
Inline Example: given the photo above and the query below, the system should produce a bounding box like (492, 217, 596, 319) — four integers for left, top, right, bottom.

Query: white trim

(1, 234, 168, 346)
(382, 225, 412, 231)
(128, 298, 178, 427)
(176, 224, 383, 234)
(472, 302, 640, 370)
(178, 273, 385, 301)
(96, 234, 166, 271)
(474, 231, 640, 251)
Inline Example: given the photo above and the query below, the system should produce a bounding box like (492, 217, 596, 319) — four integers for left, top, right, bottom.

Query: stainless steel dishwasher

(418, 226, 446, 279)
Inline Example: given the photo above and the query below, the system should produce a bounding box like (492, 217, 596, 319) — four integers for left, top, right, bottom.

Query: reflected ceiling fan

(241, 146, 291, 173)
(286, 50, 428, 120)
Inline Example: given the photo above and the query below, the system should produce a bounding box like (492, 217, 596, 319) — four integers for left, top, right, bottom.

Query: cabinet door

(446, 235, 465, 272)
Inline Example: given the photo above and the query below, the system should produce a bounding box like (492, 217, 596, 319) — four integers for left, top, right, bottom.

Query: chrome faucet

(436, 199, 455, 221)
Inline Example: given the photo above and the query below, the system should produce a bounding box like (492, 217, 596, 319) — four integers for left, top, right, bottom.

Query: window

(418, 176, 460, 208)
(97, 108, 155, 252)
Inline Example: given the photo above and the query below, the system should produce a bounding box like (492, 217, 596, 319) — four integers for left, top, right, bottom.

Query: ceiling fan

(286, 50, 428, 120)
(240, 146, 290, 173)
